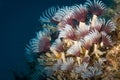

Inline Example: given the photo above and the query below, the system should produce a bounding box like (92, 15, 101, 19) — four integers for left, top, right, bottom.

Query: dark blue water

(0, 0, 115, 80)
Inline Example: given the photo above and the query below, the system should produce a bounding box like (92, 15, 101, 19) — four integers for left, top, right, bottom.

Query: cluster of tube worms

(25, 0, 116, 79)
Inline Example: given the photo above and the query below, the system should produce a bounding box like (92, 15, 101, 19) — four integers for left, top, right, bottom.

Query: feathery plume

(29, 29, 51, 53)
(76, 24, 90, 38)
(59, 24, 77, 40)
(67, 41, 82, 56)
(88, 29, 101, 44)
(50, 38, 64, 52)
(61, 58, 74, 71)
(52, 6, 74, 23)
(101, 31, 112, 46)
(40, 7, 59, 24)
(72, 4, 88, 22)
(85, 0, 106, 16)
(101, 18, 116, 33)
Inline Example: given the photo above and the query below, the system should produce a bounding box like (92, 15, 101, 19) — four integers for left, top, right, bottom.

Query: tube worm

(72, 4, 88, 27)
(100, 18, 116, 33)
(85, 0, 106, 27)
(76, 24, 90, 39)
(101, 31, 112, 46)
(59, 24, 77, 40)
(28, 29, 51, 54)
(50, 38, 66, 62)
(40, 7, 59, 24)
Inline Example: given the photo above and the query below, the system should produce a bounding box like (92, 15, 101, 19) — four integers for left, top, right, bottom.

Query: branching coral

(25, 0, 117, 80)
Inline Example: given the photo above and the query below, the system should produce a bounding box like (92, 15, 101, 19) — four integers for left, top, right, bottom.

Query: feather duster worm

(85, 0, 106, 16)
(100, 18, 116, 33)
(40, 7, 59, 24)
(101, 31, 112, 46)
(67, 41, 82, 56)
(25, 0, 116, 80)
(85, 0, 106, 28)
(59, 24, 77, 40)
(72, 4, 88, 22)
(28, 29, 51, 54)
(76, 24, 90, 38)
